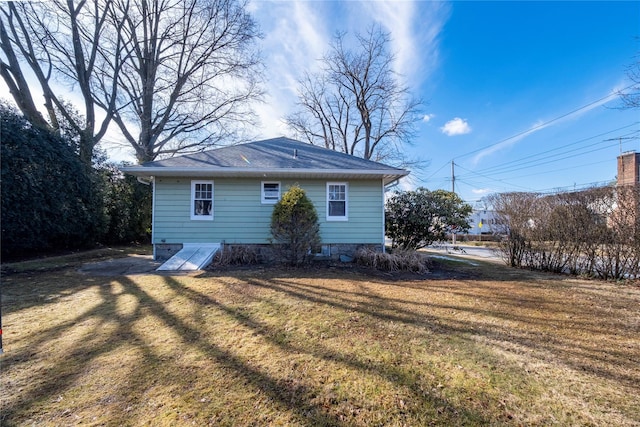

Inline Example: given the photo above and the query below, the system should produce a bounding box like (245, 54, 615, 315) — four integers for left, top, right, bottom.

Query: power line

(422, 88, 637, 196)
(456, 174, 615, 201)
(455, 134, 637, 180)
(452, 85, 635, 161)
(454, 155, 623, 200)
(534, 179, 614, 195)
(458, 158, 614, 188)
(456, 179, 536, 191)
(466, 123, 639, 176)
(454, 167, 536, 192)
(424, 160, 451, 181)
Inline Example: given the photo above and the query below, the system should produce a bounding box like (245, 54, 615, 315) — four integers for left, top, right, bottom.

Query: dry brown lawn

(1, 248, 639, 426)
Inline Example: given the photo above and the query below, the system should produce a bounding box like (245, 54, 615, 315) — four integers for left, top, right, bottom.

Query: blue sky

(248, 0, 640, 203)
(1, 1, 638, 204)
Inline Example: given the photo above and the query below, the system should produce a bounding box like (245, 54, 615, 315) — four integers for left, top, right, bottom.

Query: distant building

(615, 151, 639, 228)
(467, 209, 506, 235)
(617, 151, 640, 186)
(468, 152, 638, 243)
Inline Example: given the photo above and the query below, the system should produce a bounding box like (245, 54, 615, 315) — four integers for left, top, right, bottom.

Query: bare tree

(1, 0, 262, 165)
(619, 51, 640, 109)
(286, 26, 422, 167)
(0, 0, 123, 165)
(105, 0, 262, 163)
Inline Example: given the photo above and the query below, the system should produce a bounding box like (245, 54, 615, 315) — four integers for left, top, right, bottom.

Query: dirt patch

(77, 254, 162, 276)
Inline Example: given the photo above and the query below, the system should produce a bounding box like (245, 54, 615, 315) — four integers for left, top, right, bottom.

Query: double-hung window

(191, 180, 213, 220)
(261, 181, 281, 204)
(327, 182, 348, 221)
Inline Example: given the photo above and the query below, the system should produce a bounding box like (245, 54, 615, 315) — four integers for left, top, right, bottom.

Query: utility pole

(451, 160, 455, 193)
(451, 160, 457, 245)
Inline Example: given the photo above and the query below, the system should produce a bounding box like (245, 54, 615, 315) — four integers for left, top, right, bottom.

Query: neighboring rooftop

(123, 137, 409, 185)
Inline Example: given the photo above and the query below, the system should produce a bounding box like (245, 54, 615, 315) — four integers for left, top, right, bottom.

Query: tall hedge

(1, 105, 103, 258)
(98, 163, 152, 244)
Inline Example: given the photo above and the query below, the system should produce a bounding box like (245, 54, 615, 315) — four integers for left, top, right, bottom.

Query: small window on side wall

(191, 180, 213, 220)
(327, 182, 348, 221)
(261, 181, 281, 204)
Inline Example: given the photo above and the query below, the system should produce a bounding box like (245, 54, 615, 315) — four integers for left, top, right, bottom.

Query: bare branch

(285, 24, 423, 169)
(619, 54, 640, 109)
(104, 0, 262, 163)
(1, 0, 262, 164)
(0, 0, 125, 165)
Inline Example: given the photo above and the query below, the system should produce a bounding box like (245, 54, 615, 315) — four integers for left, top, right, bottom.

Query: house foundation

(154, 243, 184, 261)
(153, 243, 382, 263)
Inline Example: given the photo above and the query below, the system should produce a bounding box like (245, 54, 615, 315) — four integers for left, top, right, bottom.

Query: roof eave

(121, 166, 409, 185)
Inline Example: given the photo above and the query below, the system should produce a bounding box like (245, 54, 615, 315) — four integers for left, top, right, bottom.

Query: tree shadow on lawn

(3, 262, 639, 425)
(2, 273, 490, 426)
(228, 269, 640, 390)
(1, 276, 181, 423)
(1, 251, 158, 316)
(156, 275, 491, 425)
(0, 256, 545, 318)
(1, 270, 106, 315)
(0, 277, 496, 426)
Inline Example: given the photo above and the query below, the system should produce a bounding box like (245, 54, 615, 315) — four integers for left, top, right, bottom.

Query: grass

(1, 248, 639, 426)
(1, 245, 152, 274)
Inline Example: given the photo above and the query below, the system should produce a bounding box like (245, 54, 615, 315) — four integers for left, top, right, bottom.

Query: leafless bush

(214, 245, 260, 266)
(354, 248, 430, 273)
(489, 192, 536, 267)
(489, 185, 640, 280)
(594, 185, 640, 279)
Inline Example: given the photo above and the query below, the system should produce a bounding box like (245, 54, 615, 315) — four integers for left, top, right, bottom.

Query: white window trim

(261, 181, 281, 204)
(191, 180, 214, 220)
(326, 182, 348, 221)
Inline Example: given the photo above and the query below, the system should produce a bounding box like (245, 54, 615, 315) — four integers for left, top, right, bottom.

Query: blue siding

(152, 177, 384, 245)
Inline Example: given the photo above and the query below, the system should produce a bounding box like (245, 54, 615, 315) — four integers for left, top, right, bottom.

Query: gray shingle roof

(123, 137, 409, 185)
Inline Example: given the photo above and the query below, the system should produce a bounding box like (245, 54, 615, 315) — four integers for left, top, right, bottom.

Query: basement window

(261, 181, 281, 204)
(191, 180, 213, 220)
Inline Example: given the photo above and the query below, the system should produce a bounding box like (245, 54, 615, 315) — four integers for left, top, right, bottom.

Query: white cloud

(1, 1, 452, 156)
(361, 1, 450, 86)
(471, 88, 622, 164)
(249, 0, 332, 137)
(248, 0, 450, 139)
(472, 188, 493, 195)
(422, 113, 435, 123)
(366, 1, 417, 79)
(247, 0, 451, 139)
(472, 120, 545, 164)
(441, 117, 472, 136)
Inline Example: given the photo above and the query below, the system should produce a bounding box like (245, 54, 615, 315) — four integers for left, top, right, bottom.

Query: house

(122, 137, 409, 263)
(466, 209, 506, 236)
